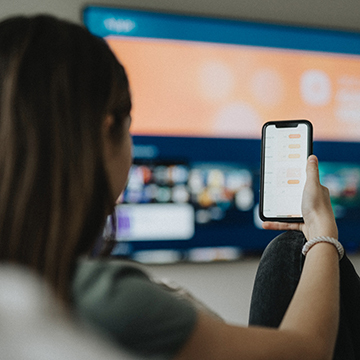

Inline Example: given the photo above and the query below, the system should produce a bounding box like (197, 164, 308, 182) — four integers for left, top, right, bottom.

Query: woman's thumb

(306, 155, 320, 183)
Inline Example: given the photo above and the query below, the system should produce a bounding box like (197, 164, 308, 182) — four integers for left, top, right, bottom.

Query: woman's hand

(262, 155, 338, 241)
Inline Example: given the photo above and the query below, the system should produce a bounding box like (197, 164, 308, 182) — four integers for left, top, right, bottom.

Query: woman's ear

(102, 114, 115, 138)
(101, 114, 132, 202)
(102, 114, 116, 163)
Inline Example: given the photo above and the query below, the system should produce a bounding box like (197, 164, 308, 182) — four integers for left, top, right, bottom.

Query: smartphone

(259, 120, 313, 222)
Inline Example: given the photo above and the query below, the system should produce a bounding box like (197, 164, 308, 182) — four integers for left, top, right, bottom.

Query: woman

(0, 14, 354, 360)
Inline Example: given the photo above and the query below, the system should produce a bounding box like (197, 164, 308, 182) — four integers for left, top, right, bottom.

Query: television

(84, 5, 360, 263)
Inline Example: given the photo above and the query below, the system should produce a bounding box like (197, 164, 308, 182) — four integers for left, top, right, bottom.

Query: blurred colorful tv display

(84, 6, 360, 262)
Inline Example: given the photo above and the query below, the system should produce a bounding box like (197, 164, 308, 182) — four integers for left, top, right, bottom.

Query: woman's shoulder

(71, 258, 155, 313)
(73, 258, 150, 290)
(71, 258, 198, 358)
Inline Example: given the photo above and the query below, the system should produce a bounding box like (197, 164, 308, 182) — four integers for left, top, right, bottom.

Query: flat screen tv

(84, 5, 360, 263)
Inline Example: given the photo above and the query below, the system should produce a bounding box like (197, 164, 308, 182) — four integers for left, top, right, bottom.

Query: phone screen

(260, 120, 313, 222)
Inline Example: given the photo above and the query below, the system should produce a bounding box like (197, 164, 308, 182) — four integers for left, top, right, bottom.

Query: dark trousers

(249, 231, 360, 360)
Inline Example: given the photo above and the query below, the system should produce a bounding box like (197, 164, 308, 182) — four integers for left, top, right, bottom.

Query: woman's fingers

(262, 221, 303, 232)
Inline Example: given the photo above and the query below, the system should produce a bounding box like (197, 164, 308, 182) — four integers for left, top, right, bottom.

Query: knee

(262, 230, 305, 259)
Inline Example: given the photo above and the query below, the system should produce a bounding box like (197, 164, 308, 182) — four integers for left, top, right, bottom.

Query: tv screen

(84, 5, 360, 263)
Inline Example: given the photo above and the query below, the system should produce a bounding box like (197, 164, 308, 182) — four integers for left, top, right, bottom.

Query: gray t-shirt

(71, 260, 198, 359)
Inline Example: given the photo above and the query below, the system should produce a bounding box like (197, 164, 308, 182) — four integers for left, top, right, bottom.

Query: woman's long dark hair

(0, 15, 131, 302)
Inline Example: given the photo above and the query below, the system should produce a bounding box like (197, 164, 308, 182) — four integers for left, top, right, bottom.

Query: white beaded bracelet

(302, 236, 344, 260)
